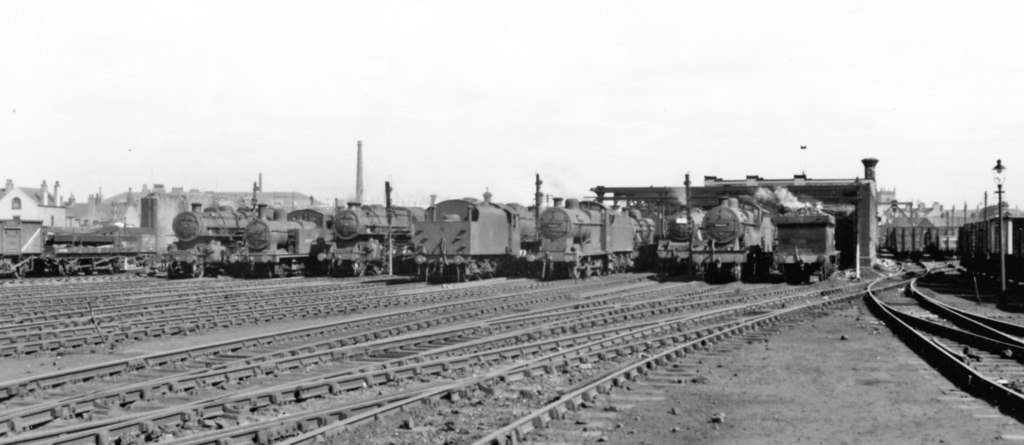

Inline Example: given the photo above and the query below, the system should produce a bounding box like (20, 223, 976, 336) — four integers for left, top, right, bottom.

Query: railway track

(867, 263, 1024, 424)
(0, 278, 555, 356)
(13, 279, 903, 444)
(0, 276, 677, 440)
(0, 271, 918, 445)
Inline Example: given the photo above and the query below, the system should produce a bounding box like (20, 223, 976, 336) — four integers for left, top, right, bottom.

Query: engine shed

(591, 158, 879, 271)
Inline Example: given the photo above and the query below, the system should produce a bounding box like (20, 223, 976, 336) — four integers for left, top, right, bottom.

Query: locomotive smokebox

(565, 199, 580, 210)
(862, 158, 879, 181)
(347, 202, 361, 210)
(191, 203, 202, 212)
(553, 198, 564, 208)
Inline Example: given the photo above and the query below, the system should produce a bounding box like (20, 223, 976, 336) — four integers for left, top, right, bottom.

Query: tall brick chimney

(356, 140, 364, 204)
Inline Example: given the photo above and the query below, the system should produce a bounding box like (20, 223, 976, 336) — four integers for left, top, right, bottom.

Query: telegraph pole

(684, 172, 692, 275)
(385, 181, 393, 276)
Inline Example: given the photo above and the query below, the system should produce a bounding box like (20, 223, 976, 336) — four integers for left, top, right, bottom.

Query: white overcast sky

(1, 1, 1022, 208)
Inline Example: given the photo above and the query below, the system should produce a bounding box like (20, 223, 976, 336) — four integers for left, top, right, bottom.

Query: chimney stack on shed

(4, 179, 12, 192)
(54, 181, 61, 206)
(40, 180, 48, 205)
(862, 158, 879, 181)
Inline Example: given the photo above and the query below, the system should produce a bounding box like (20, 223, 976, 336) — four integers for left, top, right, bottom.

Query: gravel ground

(524, 300, 1024, 445)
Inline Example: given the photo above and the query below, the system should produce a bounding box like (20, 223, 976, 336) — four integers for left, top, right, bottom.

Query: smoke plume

(753, 187, 817, 214)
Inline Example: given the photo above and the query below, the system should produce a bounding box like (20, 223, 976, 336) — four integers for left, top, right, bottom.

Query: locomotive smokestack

(483, 188, 492, 204)
(257, 203, 268, 219)
(347, 201, 361, 210)
(862, 158, 879, 181)
(728, 197, 739, 209)
(191, 203, 202, 212)
(565, 198, 580, 209)
(356, 140, 364, 204)
(719, 196, 730, 207)
(553, 197, 564, 208)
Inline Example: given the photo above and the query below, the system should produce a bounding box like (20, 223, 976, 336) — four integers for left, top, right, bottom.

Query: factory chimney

(862, 158, 879, 181)
(356, 140, 364, 204)
(534, 174, 543, 222)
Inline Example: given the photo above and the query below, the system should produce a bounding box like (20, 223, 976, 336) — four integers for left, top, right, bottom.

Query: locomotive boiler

(690, 196, 774, 282)
(536, 198, 641, 279)
(167, 203, 250, 278)
(332, 202, 425, 276)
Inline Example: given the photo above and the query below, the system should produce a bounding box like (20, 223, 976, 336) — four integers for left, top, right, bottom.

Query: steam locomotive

(412, 197, 536, 282)
(241, 206, 333, 278)
(332, 202, 425, 276)
(536, 198, 654, 279)
(655, 208, 704, 275)
(167, 203, 250, 278)
(691, 196, 775, 282)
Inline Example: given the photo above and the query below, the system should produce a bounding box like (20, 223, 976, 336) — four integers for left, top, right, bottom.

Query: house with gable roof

(0, 178, 69, 227)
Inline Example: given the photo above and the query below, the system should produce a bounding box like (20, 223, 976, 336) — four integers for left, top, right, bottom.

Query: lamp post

(993, 159, 1007, 300)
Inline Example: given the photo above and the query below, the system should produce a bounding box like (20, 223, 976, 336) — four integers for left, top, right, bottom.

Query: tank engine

(242, 206, 333, 278)
(167, 203, 250, 278)
(691, 196, 774, 282)
(536, 198, 643, 279)
(332, 202, 425, 276)
(655, 207, 704, 275)
(774, 213, 839, 284)
(412, 197, 535, 282)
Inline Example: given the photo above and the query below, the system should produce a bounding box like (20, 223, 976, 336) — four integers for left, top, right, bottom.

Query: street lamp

(993, 159, 1007, 299)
